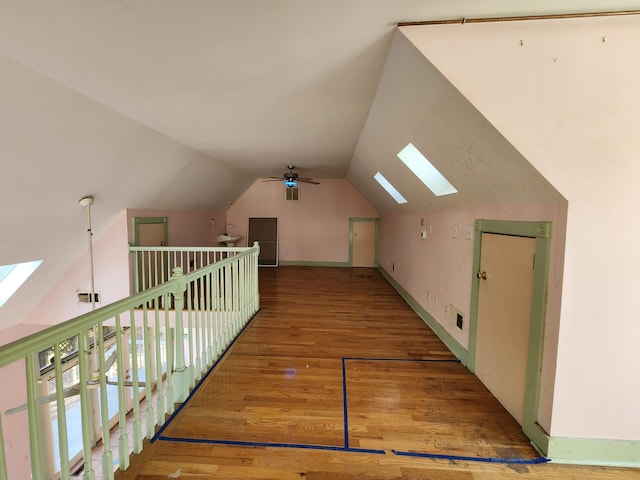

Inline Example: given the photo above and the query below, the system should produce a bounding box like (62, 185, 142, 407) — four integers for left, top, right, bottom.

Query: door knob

(476, 271, 488, 280)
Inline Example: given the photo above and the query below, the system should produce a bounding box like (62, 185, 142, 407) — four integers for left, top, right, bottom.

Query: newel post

(252, 241, 260, 312)
(171, 267, 189, 403)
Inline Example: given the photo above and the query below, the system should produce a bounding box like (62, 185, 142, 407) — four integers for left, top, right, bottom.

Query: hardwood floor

(121, 267, 639, 479)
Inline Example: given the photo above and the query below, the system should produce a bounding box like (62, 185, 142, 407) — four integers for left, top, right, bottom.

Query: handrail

(129, 245, 248, 294)
(0, 243, 260, 480)
(0, 281, 174, 368)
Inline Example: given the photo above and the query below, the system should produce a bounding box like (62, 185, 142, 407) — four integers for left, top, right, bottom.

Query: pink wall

(18, 209, 225, 328)
(21, 211, 130, 327)
(378, 201, 567, 433)
(0, 358, 30, 478)
(126, 208, 226, 247)
(401, 16, 640, 442)
(226, 179, 378, 263)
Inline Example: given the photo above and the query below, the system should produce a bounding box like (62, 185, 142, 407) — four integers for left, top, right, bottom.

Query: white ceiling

(0, 0, 636, 328)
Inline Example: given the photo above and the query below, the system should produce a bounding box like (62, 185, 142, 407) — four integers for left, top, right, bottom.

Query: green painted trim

(523, 229, 552, 441)
(378, 266, 468, 365)
(468, 219, 552, 457)
(349, 218, 379, 267)
(475, 219, 552, 239)
(132, 216, 169, 246)
(529, 422, 551, 457)
(547, 436, 640, 466)
(277, 260, 351, 268)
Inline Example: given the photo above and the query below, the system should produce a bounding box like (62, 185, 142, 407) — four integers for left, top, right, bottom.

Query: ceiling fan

(262, 165, 319, 187)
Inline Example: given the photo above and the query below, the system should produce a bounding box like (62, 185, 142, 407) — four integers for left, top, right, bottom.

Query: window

(374, 172, 407, 204)
(397, 143, 457, 196)
(0, 260, 42, 307)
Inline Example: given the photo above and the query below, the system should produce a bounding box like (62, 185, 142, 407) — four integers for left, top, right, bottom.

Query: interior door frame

(349, 218, 379, 267)
(468, 219, 552, 455)
(131, 217, 169, 294)
(248, 217, 278, 267)
(132, 216, 169, 246)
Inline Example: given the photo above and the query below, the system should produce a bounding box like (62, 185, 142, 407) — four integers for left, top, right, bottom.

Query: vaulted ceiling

(0, 1, 633, 328)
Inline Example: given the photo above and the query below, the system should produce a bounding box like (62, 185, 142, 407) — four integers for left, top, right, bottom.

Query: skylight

(397, 143, 457, 196)
(374, 172, 407, 204)
(0, 260, 43, 307)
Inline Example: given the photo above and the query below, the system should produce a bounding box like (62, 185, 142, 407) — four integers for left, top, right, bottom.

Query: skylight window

(374, 172, 407, 204)
(0, 260, 43, 307)
(397, 143, 457, 196)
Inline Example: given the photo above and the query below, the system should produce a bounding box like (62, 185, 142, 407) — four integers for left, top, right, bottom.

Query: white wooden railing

(0, 243, 260, 480)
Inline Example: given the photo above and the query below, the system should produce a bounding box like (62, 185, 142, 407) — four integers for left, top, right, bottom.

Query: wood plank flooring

(121, 267, 639, 479)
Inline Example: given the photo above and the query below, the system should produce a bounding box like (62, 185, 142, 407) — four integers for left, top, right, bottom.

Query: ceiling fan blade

(298, 178, 320, 185)
(261, 179, 283, 182)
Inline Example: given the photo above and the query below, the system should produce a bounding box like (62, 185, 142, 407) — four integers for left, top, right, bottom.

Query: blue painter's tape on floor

(392, 450, 550, 464)
(152, 311, 260, 442)
(155, 351, 543, 463)
(343, 357, 461, 363)
(158, 435, 385, 455)
(341, 357, 350, 449)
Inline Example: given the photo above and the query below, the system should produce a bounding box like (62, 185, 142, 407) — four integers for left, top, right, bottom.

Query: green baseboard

(547, 436, 640, 467)
(378, 266, 468, 365)
(378, 267, 639, 467)
(277, 260, 351, 267)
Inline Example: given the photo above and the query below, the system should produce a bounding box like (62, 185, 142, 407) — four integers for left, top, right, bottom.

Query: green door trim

(349, 218, 379, 267)
(468, 219, 552, 455)
(132, 216, 169, 246)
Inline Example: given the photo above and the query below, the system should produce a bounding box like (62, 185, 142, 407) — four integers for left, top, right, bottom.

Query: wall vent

(446, 304, 464, 330)
(285, 187, 299, 201)
(78, 291, 100, 304)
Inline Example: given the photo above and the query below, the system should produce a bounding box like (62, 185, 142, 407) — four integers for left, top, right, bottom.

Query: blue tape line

(343, 357, 460, 363)
(151, 311, 260, 442)
(392, 450, 550, 464)
(158, 435, 385, 455)
(341, 357, 350, 449)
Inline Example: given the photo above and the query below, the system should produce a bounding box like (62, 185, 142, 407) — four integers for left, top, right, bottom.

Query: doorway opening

(349, 218, 378, 268)
(248, 217, 278, 266)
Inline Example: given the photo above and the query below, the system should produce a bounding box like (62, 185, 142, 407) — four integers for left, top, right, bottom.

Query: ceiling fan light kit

(263, 165, 320, 187)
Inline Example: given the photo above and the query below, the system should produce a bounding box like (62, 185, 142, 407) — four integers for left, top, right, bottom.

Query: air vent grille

(78, 291, 100, 304)
(285, 187, 299, 201)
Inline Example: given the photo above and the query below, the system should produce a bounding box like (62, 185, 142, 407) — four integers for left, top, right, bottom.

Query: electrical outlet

(465, 226, 473, 240)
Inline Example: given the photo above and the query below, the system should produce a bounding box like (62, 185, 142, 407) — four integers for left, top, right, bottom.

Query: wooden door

(248, 217, 278, 266)
(475, 233, 535, 425)
(352, 221, 376, 267)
